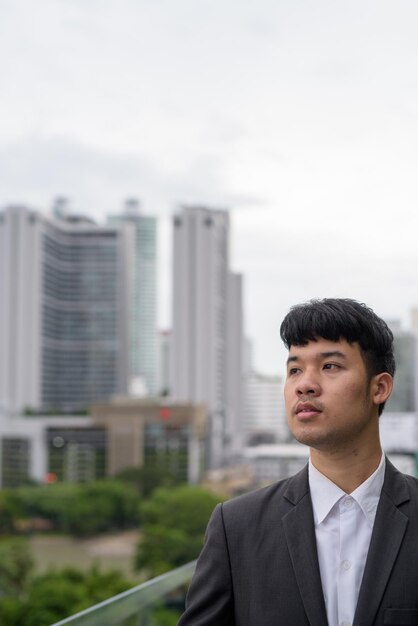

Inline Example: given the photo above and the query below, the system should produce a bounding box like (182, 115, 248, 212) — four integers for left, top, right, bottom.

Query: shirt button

(343, 497, 353, 508)
(341, 559, 351, 570)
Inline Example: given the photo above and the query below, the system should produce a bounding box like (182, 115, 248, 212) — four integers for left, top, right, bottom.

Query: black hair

(280, 298, 395, 415)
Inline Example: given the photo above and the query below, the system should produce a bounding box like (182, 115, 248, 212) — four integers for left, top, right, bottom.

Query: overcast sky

(2, 0, 418, 374)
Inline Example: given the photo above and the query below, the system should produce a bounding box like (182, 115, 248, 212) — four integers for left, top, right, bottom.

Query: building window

(47, 428, 107, 483)
(1, 438, 30, 488)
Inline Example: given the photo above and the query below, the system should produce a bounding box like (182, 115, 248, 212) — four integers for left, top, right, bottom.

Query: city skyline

(3, 197, 418, 380)
(3, 1, 418, 373)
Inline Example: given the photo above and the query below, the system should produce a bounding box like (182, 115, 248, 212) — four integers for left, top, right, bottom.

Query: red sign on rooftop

(159, 407, 172, 421)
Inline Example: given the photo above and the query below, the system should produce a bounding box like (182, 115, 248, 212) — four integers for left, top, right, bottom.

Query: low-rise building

(0, 398, 208, 487)
(241, 443, 310, 485)
(91, 397, 208, 484)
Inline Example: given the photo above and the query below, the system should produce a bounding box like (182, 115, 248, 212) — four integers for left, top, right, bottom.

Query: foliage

(115, 460, 182, 498)
(0, 565, 133, 626)
(0, 538, 34, 626)
(16, 483, 79, 529)
(61, 481, 140, 535)
(0, 535, 134, 626)
(135, 486, 221, 577)
(0, 491, 23, 534)
(11, 480, 140, 536)
(0, 538, 34, 597)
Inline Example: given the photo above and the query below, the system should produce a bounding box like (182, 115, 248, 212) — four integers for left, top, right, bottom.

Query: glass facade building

(41, 223, 123, 411)
(48, 426, 107, 483)
(144, 421, 189, 483)
(0, 206, 131, 415)
(1, 437, 30, 487)
(108, 200, 158, 396)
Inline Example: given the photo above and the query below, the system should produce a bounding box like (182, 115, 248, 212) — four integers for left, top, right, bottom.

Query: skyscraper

(385, 319, 417, 413)
(244, 372, 287, 444)
(171, 206, 244, 468)
(0, 204, 132, 415)
(108, 199, 158, 395)
(225, 272, 244, 455)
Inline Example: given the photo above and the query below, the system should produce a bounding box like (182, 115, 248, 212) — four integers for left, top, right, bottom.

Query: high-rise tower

(108, 199, 158, 395)
(0, 204, 132, 415)
(385, 319, 417, 413)
(171, 206, 244, 468)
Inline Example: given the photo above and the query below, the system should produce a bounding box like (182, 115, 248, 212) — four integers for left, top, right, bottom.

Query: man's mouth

(295, 403, 322, 419)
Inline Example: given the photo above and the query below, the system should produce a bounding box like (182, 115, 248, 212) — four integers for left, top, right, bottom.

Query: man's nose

(296, 372, 320, 396)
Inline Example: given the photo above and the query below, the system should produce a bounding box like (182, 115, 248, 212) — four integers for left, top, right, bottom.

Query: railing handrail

(50, 560, 196, 626)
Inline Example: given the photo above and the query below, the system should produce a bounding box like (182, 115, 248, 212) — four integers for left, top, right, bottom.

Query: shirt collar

(309, 460, 346, 525)
(309, 453, 385, 527)
(351, 453, 385, 526)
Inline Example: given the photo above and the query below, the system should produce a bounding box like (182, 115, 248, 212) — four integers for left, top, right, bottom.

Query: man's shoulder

(383, 459, 418, 510)
(401, 471, 418, 494)
(384, 458, 418, 488)
(221, 464, 309, 518)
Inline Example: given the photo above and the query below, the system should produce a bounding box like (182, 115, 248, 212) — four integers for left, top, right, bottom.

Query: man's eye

(323, 363, 340, 370)
(288, 368, 300, 376)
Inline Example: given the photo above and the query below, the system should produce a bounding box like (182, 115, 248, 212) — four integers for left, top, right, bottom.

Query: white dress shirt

(308, 454, 385, 626)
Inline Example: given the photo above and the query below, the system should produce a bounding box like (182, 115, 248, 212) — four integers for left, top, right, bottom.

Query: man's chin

(292, 430, 330, 451)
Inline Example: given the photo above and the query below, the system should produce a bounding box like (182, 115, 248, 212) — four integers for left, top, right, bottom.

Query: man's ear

(371, 372, 393, 406)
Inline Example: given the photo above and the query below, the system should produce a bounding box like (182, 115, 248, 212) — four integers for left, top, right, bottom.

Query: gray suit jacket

(178, 459, 418, 625)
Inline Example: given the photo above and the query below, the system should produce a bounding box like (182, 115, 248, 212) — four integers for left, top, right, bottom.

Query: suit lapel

(282, 469, 328, 626)
(353, 460, 410, 626)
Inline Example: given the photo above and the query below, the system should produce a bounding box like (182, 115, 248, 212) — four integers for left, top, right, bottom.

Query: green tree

(116, 461, 181, 498)
(0, 491, 22, 534)
(62, 481, 140, 535)
(23, 571, 88, 626)
(135, 486, 221, 577)
(15, 483, 80, 529)
(13, 480, 140, 536)
(0, 597, 24, 626)
(0, 565, 133, 626)
(0, 538, 35, 626)
(0, 538, 34, 597)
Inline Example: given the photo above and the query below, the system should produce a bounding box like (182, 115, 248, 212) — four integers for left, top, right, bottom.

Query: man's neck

(310, 444, 383, 493)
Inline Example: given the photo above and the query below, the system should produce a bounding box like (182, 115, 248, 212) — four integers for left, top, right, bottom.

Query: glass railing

(50, 561, 196, 626)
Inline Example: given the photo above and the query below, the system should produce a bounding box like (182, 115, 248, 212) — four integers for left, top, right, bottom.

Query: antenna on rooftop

(124, 198, 141, 215)
(52, 196, 70, 220)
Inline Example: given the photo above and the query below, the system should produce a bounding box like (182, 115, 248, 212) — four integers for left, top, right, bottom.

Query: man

(178, 298, 418, 626)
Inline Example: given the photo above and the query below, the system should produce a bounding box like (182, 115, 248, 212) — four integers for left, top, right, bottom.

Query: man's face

(284, 338, 380, 454)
